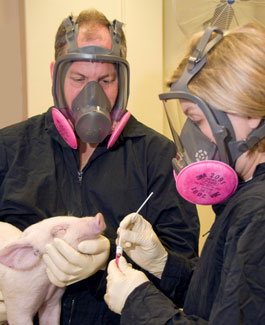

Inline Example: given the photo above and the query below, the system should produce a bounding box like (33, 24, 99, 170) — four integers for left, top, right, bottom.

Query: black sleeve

(208, 212, 265, 324)
(121, 282, 208, 325)
(160, 251, 198, 306)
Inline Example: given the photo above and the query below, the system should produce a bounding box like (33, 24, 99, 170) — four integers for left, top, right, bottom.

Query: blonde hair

(169, 22, 265, 152)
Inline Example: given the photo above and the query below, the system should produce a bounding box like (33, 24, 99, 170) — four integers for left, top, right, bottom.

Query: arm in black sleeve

(209, 212, 265, 324)
(160, 251, 198, 306)
(121, 282, 208, 325)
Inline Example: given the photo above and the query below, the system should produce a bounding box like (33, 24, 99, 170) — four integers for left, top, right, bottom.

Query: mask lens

(51, 26, 130, 145)
(162, 98, 187, 154)
(54, 60, 72, 111)
(54, 57, 129, 117)
(163, 98, 221, 167)
(55, 59, 116, 143)
(111, 63, 129, 121)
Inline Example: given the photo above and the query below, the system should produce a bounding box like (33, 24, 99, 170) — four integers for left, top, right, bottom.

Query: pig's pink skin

(0, 223, 22, 246)
(0, 213, 106, 325)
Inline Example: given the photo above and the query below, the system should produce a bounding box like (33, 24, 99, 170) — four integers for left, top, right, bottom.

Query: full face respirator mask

(52, 16, 130, 149)
(159, 27, 265, 205)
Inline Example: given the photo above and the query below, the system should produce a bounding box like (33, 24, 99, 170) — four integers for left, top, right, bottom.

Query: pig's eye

(51, 224, 69, 238)
(34, 249, 40, 256)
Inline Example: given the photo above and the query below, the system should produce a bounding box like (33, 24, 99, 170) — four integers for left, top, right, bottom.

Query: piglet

(0, 213, 106, 325)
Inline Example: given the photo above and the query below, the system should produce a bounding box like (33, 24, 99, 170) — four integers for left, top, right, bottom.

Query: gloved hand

(0, 291, 7, 322)
(43, 234, 110, 287)
(117, 213, 168, 278)
(104, 256, 149, 314)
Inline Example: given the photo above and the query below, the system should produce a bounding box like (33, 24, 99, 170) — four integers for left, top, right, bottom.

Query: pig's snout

(92, 213, 106, 234)
(81, 213, 106, 238)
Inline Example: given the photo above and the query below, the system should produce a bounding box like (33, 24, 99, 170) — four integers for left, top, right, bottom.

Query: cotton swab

(115, 192, 154, 267)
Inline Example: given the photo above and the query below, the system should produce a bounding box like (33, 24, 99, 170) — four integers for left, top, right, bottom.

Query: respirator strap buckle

(188, 27, 223, 71)
(110, 20, 123, 56)
(63, 16, 78, 52)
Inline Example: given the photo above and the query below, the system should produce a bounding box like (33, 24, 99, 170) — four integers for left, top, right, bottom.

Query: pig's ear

(51, 224, 69, 238)
(0, 243, 41, 270)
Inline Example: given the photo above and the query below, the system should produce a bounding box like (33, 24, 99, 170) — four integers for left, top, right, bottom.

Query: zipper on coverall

(68, 298, 75, 325)
(77, 170, 83, 183)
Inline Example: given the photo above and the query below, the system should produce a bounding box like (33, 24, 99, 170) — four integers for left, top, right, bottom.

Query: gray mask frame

(52, 16, 130, 121)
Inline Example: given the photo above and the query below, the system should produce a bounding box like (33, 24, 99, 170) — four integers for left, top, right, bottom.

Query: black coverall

(121, 163, 265, 325)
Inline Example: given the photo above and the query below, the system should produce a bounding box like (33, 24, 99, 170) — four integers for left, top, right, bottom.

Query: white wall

(24, 0, 164, 133)
(0, 0, 25, 128)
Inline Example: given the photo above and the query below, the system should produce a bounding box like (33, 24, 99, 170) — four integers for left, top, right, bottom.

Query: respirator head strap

(170, 27, 224, 93)
(62, 16, 124, 58)
(188, 27, 223, 71)
(52, 15, 130, 147)
(227, 118, 265, 161)
(63, 16, 78, 52)
(110, 20, 124, 56)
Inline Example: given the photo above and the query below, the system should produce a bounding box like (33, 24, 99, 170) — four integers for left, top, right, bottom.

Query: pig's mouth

(77, 234, 99, 243)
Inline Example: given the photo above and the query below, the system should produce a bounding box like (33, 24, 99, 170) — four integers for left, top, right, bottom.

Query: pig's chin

(77, 234, 99, 244)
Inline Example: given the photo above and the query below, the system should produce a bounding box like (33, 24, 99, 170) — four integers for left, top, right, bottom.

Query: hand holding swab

(115, 192, 154, 267)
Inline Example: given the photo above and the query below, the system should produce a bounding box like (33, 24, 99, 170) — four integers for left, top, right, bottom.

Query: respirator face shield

(52, 53, 129, 145)
(160, 90, 239, 205)
(158, 26, 243, 205)
(51, 17, 131, 149)
(159, 26, 265, 205)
